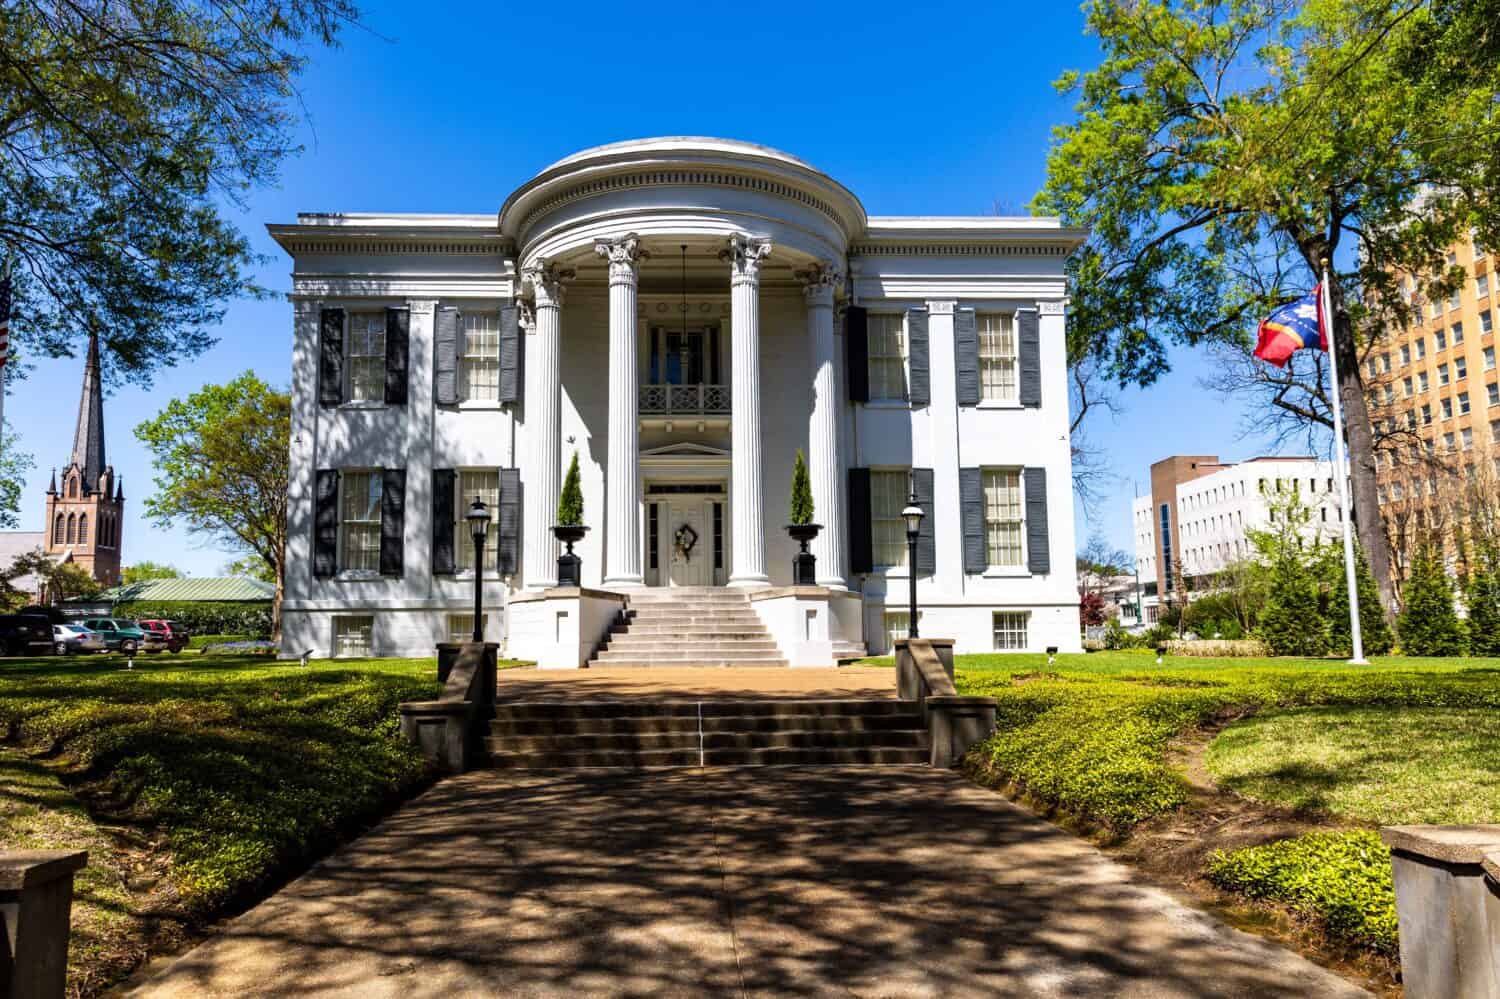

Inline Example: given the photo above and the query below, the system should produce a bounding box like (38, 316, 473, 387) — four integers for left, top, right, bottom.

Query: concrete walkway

(133, 768, 1368, 998)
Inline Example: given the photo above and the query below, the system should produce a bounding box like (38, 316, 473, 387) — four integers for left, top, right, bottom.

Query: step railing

(894, 638, 997, 768)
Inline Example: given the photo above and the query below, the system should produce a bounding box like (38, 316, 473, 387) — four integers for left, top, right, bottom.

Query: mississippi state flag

(1253, 286, 1326, 368)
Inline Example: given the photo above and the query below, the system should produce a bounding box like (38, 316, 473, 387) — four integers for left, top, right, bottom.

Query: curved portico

(503, 138, 867, 592)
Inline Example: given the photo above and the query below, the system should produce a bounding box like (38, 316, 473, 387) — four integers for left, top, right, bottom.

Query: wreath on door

(674, 523, 699, 562)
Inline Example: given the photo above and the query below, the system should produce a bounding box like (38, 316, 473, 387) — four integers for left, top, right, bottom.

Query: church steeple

(71, 331, 106, 493)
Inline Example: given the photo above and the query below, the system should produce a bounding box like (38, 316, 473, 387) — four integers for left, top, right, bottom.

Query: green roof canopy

(101, 576, 275, 603)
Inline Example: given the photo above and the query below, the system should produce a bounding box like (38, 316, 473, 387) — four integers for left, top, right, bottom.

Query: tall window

(460, 312, 500, 402)
(871, 470, 910, 568)
(455, 469, 499, 570)
(77, 514, 87, 545)
(867, 314, 908, 401)
(978, 313, 1017, 402)
(982, 469, 1025, 567)
(1483, 310, 1494, 334)
(340, 471, 383, 572)
(346, 312, 386, 402)
(53, 514, 64, 545)
(992, 611, 1029, 651)
(66, 513, 76, 544)
(884, 611, 911, 652)
(334, 616, 374, 657)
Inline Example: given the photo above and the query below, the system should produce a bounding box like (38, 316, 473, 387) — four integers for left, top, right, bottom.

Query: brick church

(43, 332, 124, 587)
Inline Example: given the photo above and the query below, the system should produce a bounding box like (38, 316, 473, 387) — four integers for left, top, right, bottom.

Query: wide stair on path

(484, 699, 929, 768)
(589, 587, 788, 668)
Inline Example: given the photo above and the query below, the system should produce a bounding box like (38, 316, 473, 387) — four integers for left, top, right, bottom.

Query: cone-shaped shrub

(789, 449, 815, 525)
(1256, 548, 1329, 657)
(1398, 540, 1466, 656)
(1465, 539, 1500, 656)
(557, 452, 584, 526)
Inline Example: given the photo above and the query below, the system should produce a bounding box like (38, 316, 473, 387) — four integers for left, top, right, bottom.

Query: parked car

(81, 618, 159, 654)
(138, 619, 190, 653)
(53, 623, 106, 656)
(0, 614, 55, 656)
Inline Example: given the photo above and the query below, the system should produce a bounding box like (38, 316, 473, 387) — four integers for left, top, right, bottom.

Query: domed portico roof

(500, 137, 869, 269)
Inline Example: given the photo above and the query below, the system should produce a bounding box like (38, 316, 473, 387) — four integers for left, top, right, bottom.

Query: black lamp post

(466, 496, 490, 643)
(901, 487, 925, 639)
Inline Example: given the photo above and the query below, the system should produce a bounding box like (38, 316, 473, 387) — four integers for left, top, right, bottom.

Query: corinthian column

(596, 234, 649, 588)
(797, 262, 846, 588)
(721, 235, 773, 587)
(521, 260, 574, 589)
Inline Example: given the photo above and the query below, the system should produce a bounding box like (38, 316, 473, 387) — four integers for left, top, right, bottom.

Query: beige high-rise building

(1368, 235, 1498, 583)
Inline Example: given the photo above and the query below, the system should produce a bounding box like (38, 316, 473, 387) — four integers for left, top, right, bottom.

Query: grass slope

(952, 651, 1500, 959)
(0, 653, 442, 993)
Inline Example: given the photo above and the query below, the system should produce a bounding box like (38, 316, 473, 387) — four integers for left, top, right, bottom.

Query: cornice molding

(850, 241, 1074, 258)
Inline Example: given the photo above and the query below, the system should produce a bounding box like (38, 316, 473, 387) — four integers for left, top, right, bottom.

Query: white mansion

(274, 138, 1084, 662)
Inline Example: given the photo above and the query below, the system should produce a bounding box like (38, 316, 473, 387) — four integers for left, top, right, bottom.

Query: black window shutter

(498, 467, 522, 577)
(384, 307, 410, 405)
(319, 309, 345, 407)
(845, 306, 870, 403)
(847, 467, 873, 574)
(379, 468, 406, 577)
(907, 307, 930, 407)
(955, 308, 981, 406)
(1018, 308, 1042, 408)
(434, 307, 459, 405)
(498, 304, 523, 405)
(1025, 466, 1051, 574)
(960, 467, 986, 574)
(912, 468, 936, 575)
(432, 468, 457, 575)
(313, 469, 340, 577)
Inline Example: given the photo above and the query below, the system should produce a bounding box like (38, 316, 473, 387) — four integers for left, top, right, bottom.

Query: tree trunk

(271, 573, 284, 646)
(1327, 274, 1399, 621)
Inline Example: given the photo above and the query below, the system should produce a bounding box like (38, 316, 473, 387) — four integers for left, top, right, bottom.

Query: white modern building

(273, 137, 1085, 663)
(1132, 454, 1346, 617)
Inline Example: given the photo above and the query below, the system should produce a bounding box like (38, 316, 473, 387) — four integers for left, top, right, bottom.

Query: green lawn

(0, 652, 443, 993)
(1207, 705, 1500, 826)
(948, 650, 1500, 959)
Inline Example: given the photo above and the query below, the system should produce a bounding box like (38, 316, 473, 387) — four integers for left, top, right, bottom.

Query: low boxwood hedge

(113, 601, 271, 638)
(1206, 831, 1399, 956)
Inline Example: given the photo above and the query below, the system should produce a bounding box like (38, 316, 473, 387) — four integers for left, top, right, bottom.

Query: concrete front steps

(484, 699, 928, 768)
(589, 586, 788, 667)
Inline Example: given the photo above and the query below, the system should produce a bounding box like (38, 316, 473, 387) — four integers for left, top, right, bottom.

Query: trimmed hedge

(114, 601, 271, 638)
(1206, 831, 1398, 955)
(1165, 639, 1269, 658)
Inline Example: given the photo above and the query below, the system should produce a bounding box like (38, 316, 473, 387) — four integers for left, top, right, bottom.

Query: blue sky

(5, 0, 1297, 575)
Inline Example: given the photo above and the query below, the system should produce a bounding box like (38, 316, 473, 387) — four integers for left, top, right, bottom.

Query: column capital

(523, 259, 576, 309)
(518, 300, 536, 332)
(795, 261, 843, 307)
(720, 235, 774, 286)
(594, 234, 650, 286)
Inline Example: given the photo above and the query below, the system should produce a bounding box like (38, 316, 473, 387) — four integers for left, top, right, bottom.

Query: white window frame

(345, 311, 387, 404)
(447, 613, 489, 644)
(981, 468, 1026, 571)
(339, 469, 383, 576)
(977, 312, 1018, 404)
(333, 615, 374, 658)
(992, 611, 1029, 652)
(870, 469, 911, 570)
(454, 468, 500, 573)
(882, 611, 913, 654)
(866, 313, 909, 403)
(458, 311, 501, 404)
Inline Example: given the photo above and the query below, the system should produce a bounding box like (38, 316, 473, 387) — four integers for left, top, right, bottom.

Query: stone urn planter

(786, 522, 822, 586)
(553, 524, 589, 587)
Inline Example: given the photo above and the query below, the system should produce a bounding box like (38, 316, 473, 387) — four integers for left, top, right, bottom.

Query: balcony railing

(639, 383, 731, 415)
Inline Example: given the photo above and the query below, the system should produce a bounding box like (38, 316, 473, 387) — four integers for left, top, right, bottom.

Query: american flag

(0, 268, 9, 372)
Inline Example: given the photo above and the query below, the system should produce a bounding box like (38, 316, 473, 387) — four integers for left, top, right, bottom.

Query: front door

(666, 498, 711, 587)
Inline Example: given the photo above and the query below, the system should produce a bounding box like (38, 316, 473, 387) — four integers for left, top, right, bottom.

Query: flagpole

(1318, 259, 1367, 664)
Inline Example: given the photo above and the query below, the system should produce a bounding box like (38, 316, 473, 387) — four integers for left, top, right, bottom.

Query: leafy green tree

(222, 554, 276, 585)
(1398, 540, 1467, 656)
(0, 425, 34, 530)
(1463, 539, 1500, 656)
(1037, 0, 1500, 618)
(1, 551, 101, 606)
(557, 452, 584, 526)
(123, 561, 182, 585)
(1249, 490, 1328, 655)
(789, 450, 815, 525)
(0, 1, 361, 385)
(1327, 543, 1394, 657)
(134, 373, 289, 639)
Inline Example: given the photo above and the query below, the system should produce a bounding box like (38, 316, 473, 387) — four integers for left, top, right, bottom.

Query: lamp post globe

(466, 497, 490, 642)
(901, 491, 924, 639)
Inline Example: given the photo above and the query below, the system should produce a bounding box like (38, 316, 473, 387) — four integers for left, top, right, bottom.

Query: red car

(138, 619, 190, 653)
